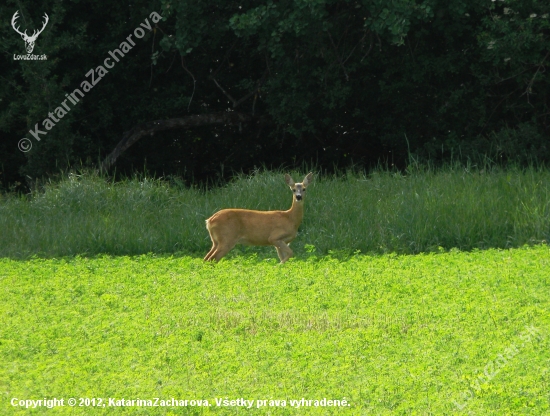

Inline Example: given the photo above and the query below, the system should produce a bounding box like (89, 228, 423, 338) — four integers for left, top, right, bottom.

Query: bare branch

(211, 38, 239, 78)
(212, 68, 269, 109)
(148, 27, 157, 89)
(265, 52, 272, 76)
(181, 56, 197, 112)
(327, 30, 349, 81)
(234, 69, 269, 108)
(360, 34, 374, 62)
(165, 52, 177, 74)
(343, 30, 367, 65)
(480, 88, 520, 135)
(521, 50, 550, 102)
(252, 93, 258, 116)
(211, 77, 237, 106)
(406, 36, 415, 63)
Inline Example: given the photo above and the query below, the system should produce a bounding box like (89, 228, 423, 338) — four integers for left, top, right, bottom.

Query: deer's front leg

(270, 238, 293, 263)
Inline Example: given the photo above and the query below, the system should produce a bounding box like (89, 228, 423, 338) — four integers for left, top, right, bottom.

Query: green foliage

(467, 0, 550, 162)
(1, 246, 548, 413)
(0, 168, 549, 259)
(155, 0, 550, 172)
(1, 0, 549, 187)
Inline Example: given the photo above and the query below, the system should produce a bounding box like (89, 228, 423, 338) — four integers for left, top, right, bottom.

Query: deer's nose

(296, 194, 302, 201)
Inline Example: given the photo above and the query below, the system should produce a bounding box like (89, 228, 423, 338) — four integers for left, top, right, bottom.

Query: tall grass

(0, 166, 549, 258)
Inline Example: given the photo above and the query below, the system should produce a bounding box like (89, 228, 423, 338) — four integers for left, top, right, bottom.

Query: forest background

(1, 0, 549, 190)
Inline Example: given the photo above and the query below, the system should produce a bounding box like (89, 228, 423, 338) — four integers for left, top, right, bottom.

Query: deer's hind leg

(204, 221, 218, 261)
(210, 242, 236, 261)
(204, 242, 217, 261)
(204, 223, 238, 262)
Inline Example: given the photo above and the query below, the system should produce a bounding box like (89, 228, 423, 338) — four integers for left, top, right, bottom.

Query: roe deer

(204, 173, 314, 263)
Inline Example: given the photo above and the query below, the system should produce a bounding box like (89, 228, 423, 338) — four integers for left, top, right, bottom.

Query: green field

(1, 246, 549, 414)
(1, 168, 549, 414)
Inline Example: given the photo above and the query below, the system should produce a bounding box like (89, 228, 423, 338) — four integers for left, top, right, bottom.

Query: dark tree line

(1, 0, 549, 190)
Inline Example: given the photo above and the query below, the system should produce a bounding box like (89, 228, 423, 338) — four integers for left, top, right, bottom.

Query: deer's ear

(302, 172, 314, 187)
(285, 174, 295, 187)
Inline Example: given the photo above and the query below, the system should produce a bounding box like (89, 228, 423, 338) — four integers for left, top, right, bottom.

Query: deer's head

(286, 172, 314, 202)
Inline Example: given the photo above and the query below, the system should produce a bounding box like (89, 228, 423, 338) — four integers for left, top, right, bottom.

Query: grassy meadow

(0, 166, 549, 258)
(1, 167, 549, 414)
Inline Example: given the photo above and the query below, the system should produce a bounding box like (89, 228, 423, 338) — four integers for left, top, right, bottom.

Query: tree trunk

(100, 111, 253, 171)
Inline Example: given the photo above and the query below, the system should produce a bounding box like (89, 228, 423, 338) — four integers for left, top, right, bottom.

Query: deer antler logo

(11, 10, 49, 54)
